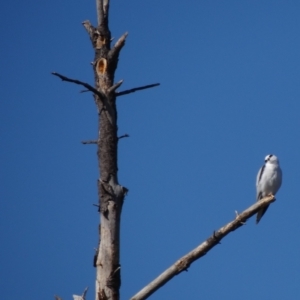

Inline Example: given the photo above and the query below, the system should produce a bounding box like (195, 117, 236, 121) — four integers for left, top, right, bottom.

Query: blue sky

(1, 1, 300, 299)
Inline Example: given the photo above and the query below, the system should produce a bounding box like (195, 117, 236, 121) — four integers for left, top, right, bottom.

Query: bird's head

(264, 154, 279, 165)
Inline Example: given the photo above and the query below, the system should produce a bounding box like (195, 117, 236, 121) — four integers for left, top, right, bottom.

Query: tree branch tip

(113, 266, 121, 274)
(123, 186, 129, 195)
(118, 134, 129, 139)
(116, 83, 160, 97)
(81, 140, 98, 145)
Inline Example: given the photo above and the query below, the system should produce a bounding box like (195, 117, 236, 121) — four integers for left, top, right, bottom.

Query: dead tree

(53, 0, 158, 299)
(53, 1, 277, 299)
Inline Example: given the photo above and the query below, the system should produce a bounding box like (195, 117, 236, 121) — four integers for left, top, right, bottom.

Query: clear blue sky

(1, 1, 300, 299)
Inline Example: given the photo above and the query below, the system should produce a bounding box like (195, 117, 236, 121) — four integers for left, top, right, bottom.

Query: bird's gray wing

(256, 164, 268, 223)
(256, 164, 265, 201)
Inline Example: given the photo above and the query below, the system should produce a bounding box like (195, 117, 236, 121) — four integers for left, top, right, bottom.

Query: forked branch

(130, 195, 276, 300)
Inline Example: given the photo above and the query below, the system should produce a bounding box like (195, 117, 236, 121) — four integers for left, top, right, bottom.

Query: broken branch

(108, 80, 124, 94)
(109, 32, 128, 60)
(82, 20, 95, 40)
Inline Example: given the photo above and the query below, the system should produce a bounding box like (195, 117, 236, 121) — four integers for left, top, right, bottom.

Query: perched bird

(256, 154, 282, 224)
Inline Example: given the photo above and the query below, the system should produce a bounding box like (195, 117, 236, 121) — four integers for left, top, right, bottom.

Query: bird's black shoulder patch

(258, 165, 265, 182)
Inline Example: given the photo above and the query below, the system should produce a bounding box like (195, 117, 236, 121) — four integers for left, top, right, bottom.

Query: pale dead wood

(54, 287, 88, 300)
(73, 287, 88, 300)
(130, 195, 276, 300)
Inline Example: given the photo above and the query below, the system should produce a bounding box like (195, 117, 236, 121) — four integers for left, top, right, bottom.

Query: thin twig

(52, 72, 116, 124)
(116, 83, 160, 97)
(130, 195, 276, 300)
(51, 72, 105, 100)
(82, 140, 98, 145)
(118, 134, 129, 140)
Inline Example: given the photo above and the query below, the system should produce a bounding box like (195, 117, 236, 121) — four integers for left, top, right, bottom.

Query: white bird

(256, 154, 282, 224)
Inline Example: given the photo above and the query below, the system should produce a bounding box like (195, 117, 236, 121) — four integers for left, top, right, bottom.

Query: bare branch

(82, 20, 95, 39)
(51, 72, 105, 100)
(73, 287, 88, 300)
(118, 134, 129, 140)
(108, 80, 124, 94)
(116, 83, 160, 97)
(109, 32, 128, 60)
(52, 72, 116, 124)
(130, 195, 276, 300)
(81, 140, 98, 145)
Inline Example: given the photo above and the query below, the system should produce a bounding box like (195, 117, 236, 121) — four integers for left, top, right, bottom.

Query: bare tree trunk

(51, 2, 157, 296)
(53, 1, 158, 298)
(82, 2, 157, 299)
(82, 1, 127, 299)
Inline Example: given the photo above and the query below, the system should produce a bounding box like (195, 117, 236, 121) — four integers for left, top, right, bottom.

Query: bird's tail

(256, 205, 270, 224)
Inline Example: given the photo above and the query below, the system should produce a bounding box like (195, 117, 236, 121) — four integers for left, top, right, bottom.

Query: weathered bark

(53, 2, 159, 297)
(83, 1, 128, 299)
